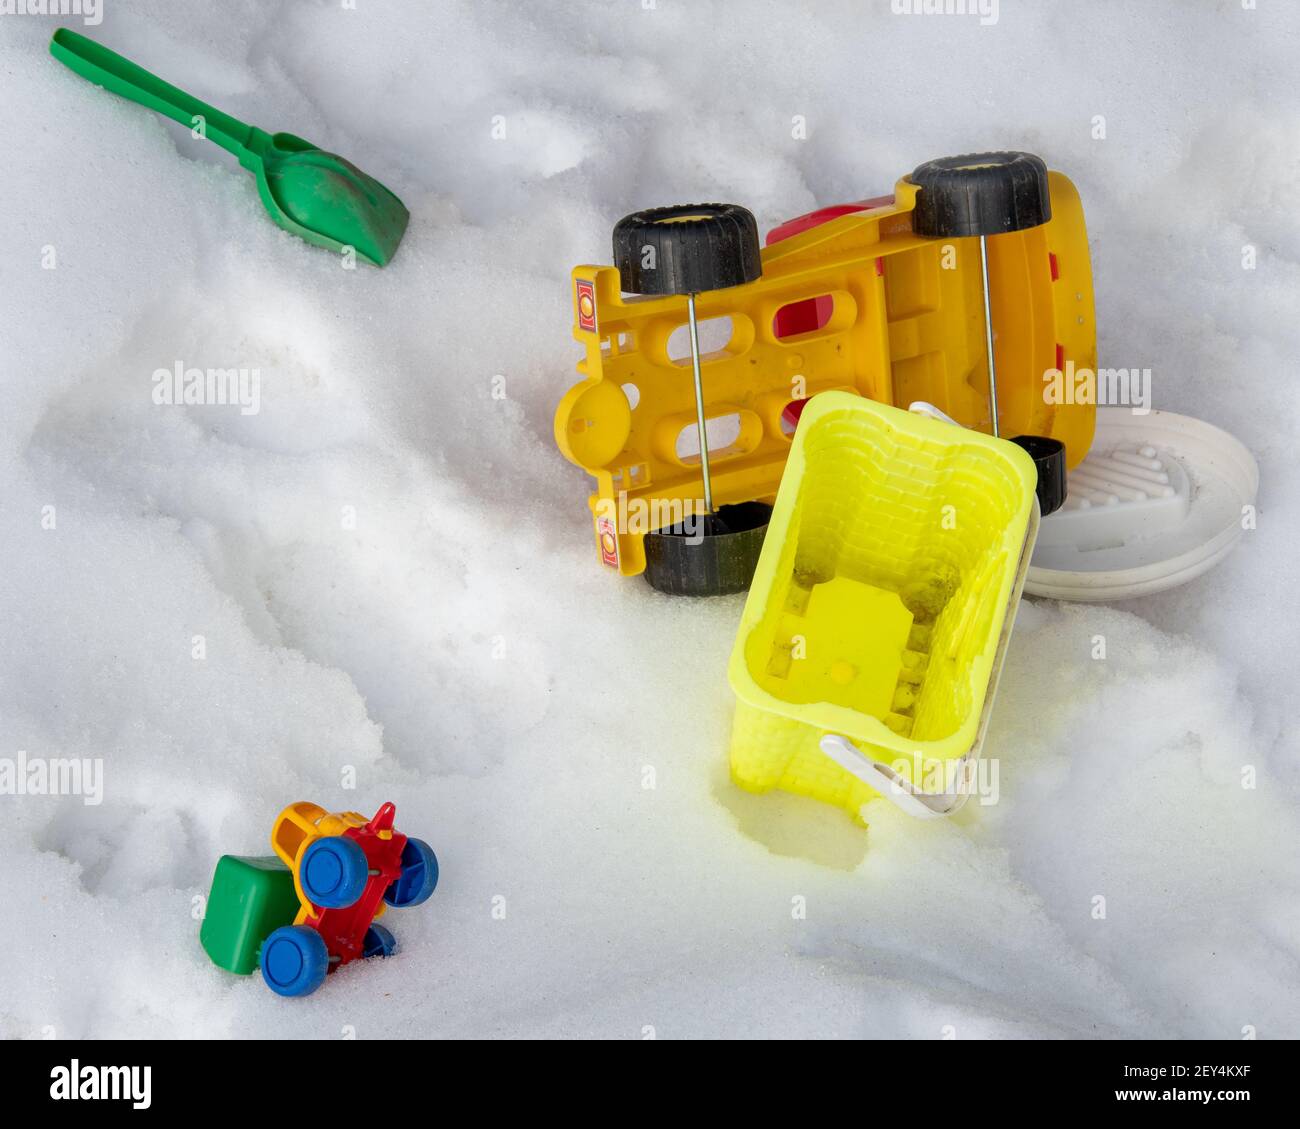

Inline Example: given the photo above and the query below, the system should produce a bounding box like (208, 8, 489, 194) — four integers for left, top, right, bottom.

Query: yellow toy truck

(554, 151, 1086, 595)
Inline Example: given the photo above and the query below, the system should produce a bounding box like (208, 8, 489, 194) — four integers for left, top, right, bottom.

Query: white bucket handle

(908, 400, 962, 427)
(819, 734, 975, 819)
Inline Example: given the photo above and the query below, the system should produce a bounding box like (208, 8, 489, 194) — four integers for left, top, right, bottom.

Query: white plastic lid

(1025, 408, 1257, 602)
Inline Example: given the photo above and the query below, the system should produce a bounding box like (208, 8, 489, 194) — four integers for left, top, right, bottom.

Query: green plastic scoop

(50, 28, 409, 266)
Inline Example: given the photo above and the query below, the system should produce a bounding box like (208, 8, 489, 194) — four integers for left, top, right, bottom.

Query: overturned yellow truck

(555, 151, 1094, 595)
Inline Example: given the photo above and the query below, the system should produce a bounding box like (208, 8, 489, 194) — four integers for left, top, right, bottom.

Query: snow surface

(2, 0, 1298, 1039)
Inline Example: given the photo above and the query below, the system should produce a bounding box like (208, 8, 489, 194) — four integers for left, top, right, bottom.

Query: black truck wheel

(1010, 435, 1068, 517)
(614, 203, 767, 597)
(643, 501, 772, 597)
(613, 203, 761, 296)
(910, 152, 1063, 514)
(909, 151, 1051, 238)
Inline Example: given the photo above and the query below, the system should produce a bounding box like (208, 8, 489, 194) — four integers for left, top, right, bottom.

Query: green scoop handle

(51, 28, 257, 160)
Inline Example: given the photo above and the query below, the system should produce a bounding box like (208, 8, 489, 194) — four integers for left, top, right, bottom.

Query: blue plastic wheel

(383, 837, 439, 908)
(300, 836, 369, 909)
(362, 922, 398, 959)
(260, 925, 329, 998)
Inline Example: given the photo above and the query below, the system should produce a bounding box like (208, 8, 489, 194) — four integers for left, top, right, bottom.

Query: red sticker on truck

(597, 516, 619, 568)
(576, 278, 597, 332)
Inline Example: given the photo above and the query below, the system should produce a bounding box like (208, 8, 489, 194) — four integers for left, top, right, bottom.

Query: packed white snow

(1, 0, 1298, 1039)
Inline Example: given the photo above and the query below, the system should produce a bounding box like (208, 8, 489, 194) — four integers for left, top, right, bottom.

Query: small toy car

(200, 801, 438, 998)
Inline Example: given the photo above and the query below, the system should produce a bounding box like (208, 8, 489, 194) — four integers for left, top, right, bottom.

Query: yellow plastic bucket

(727, 393, 1038, 822)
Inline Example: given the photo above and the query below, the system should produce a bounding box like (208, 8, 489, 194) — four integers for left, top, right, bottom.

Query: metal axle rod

(978, 234, 1001, 438)
(686, 293, 714, 514)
